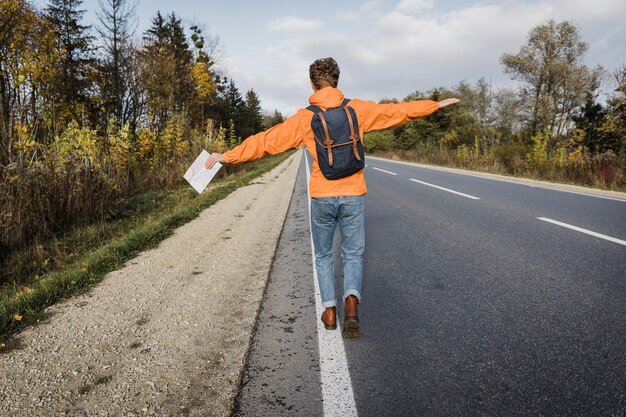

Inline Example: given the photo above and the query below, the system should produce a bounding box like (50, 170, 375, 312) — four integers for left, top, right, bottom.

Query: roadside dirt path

(0, 152, 301, 417)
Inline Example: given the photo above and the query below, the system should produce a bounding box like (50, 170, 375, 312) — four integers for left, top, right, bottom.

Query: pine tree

(140, 11, 194, 128)
(227, 118, 238, 148)
(221, 79, 245, 136)
(143, 11, 167, 45)
(166, 13, 194, 110)
(242, 88, 263, 138)
(45, 0, 94, 127)
(140, 12, 174, 128)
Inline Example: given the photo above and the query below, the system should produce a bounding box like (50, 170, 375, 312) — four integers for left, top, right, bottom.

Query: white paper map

(183, 150, 223, 193)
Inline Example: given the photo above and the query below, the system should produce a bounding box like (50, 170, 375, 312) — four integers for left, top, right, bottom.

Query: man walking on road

(205, 57, 459, 338)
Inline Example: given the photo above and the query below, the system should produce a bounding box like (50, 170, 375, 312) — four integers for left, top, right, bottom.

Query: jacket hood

(309, 87, 345, 110)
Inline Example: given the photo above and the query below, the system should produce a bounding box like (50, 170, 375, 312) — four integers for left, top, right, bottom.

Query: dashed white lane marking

(304, 151, 359, 417)
(537, 217, 626, 246)
(409, 178, 480, 200)
(371, 167, 398, 176)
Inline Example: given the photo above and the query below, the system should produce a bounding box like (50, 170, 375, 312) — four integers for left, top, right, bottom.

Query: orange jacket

(223, 87, 440, 198)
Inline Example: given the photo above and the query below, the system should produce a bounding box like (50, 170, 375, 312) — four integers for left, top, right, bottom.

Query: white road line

(304, 151, 359, 417)
(537, 217, 626, 246)
(371, 167, 398, 176)
(409, 178, 480, 200)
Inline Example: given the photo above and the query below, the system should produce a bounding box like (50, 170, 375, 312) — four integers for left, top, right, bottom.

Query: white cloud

(232, 0, 625, 113)
(394, 0, 434, 14)
(553, 0, 626, 21)
(267, 16, 322, 32)
(360, 0, 386, 13)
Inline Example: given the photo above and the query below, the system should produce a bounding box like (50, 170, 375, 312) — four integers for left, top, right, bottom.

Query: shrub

(0, 157, 120, 253)
(494, 142, 527, 174)
(590, 150, 623, 188)
(525, 130, 549, 173)
(363, 129, 396, 152)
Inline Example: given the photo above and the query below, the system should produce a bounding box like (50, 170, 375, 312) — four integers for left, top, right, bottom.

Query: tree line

(364, 20, 625, 189)
(0, 0, 283, 254)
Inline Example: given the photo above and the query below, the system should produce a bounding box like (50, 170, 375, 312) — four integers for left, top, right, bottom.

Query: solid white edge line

(409, 178, 480, 200)
(371, 167, 398, 176)
(304, 150, 359, 417)
(368, 156, 626, 203)
(537, 217, 626, 246)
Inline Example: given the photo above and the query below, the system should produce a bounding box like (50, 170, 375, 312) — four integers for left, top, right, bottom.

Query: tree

(493, 88, 523, 140)
(140, 11, 172, 128)
(572, 95, 607, 153)
(227, 118, 238, 148)
(166, 13, 194, 109)
(0, 0, 60, 164)
(500, 20, 600, 138)
(221, 79, 245, 136)
(95, 0, 138, 126)
(597, 65, 626, 156)
(263, 109, 284, 129)
(45, 0, 95, 128)
(139, 11, 194, 130)
(189, 23, 221, 66)
(188, 23, 219, 128)
(241, 89, 263, 139)
(453, 79, 498, 146)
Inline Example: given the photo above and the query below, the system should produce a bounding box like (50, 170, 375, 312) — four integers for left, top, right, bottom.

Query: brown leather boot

(342, 295, 359, 338)
(321, 307, 337, 330)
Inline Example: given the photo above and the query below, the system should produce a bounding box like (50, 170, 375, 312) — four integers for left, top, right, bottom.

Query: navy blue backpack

(307, 98, 365, 180)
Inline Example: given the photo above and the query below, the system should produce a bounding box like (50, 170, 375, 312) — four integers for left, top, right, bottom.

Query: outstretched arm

(205, 111, 306, 170)
(353, 97, 460, 133)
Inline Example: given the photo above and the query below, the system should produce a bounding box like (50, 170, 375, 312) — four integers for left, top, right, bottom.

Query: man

(205, 57, 459, 338)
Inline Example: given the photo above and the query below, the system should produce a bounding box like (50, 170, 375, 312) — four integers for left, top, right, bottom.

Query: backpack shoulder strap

(342, 98, 351, 106)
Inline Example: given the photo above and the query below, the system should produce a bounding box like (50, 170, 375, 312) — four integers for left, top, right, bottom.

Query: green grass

(0, 151, 294, 340)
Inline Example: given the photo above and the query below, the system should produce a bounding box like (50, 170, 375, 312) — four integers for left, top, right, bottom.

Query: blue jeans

(310, 196, 365, 308)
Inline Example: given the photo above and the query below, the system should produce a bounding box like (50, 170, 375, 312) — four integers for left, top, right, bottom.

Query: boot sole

(321, 317, 337, 330)
(342, 317, 359, 338)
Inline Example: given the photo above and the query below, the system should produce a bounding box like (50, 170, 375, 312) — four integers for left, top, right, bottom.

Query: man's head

(309, 57, 340, 91)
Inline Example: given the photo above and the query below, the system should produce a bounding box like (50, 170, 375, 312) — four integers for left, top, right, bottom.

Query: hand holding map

(183, 150, 223, 193)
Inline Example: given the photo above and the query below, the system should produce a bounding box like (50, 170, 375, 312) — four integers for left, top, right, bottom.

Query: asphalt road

(234, 152, 626, 417)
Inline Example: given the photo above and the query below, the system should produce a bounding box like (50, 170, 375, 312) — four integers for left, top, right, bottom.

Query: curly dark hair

(309, 57, 340, 90)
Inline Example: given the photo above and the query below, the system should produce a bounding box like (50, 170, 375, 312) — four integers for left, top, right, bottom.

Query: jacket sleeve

(223, 110, 306, 164)
(350, 99, 441, 133)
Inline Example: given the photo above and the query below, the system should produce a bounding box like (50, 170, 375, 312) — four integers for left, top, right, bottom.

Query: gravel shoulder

(0, 151, 301, 417)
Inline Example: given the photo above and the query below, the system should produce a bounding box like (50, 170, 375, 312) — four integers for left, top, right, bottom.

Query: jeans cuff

(343, 290, 361, 303)
(322, 299, 337, 308)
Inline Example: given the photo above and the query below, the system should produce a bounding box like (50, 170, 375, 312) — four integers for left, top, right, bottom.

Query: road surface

(234, 151, 626, 417)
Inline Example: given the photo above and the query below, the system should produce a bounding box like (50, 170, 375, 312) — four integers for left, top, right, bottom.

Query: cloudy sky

(43, 0, 626, 115)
